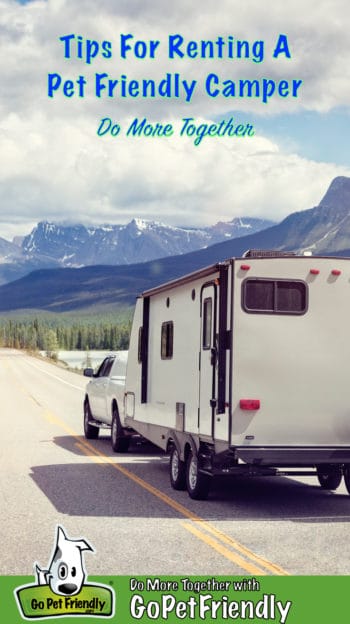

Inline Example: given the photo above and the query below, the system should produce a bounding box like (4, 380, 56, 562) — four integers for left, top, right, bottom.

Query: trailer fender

(166, 431, 181, 456)
(166, 431, 198, 463)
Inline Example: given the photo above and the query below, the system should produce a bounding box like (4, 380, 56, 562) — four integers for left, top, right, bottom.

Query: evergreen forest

(0, 314, 132, 354)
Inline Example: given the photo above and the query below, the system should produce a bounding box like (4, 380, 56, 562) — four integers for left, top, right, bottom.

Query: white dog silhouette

(35, 526, 94, 596)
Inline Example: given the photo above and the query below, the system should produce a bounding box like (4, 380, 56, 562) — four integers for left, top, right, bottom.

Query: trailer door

(199, 283, 217, 437)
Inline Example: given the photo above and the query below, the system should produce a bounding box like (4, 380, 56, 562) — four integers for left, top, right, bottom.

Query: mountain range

(1, 175, 350, 313)
(0, 216, 273, 285)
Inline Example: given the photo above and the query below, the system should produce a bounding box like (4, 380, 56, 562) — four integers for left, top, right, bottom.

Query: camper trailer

(96, 251, 350, 499)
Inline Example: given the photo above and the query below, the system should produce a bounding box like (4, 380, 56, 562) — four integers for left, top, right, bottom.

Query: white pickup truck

(83, 351, 135, 452)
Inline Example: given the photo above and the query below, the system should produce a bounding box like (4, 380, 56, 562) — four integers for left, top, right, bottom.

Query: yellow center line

(43, 410, 289, 576)
(180, 522, 268, 576)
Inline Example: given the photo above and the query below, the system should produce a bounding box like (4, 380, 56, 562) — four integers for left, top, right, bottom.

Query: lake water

(40, 350, 115, 370)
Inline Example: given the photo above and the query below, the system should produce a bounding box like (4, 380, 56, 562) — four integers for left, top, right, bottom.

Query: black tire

(186, 450, 210, 500)
(111, 406, 130, 453)
(343, 465, 350, 495)
(317, 465, 342, 490)
(169, 446, 186, 490)
(83, 399, 99, 439)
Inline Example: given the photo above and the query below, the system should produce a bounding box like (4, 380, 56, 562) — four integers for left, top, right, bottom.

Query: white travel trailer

(122, 250, 350, 499)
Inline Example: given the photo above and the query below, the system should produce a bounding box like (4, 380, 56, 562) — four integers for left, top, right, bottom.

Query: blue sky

(1, 0, 350, 239)
(226, 108, 350, 167)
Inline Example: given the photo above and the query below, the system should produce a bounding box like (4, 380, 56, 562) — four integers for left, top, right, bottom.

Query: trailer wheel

(84, 399, 99, 439)
(316, 465, 342, 490)
(111, 407, 130, 453)
(186, 450, 210, 500)
(169, 446, 186, 490)
(343, 465, 350, 495)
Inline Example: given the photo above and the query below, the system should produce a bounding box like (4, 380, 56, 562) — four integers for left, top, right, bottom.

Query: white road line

(22, 359, 84, 391)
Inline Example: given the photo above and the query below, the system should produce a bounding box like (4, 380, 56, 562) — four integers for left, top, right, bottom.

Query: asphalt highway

(1, 348, 350, 577)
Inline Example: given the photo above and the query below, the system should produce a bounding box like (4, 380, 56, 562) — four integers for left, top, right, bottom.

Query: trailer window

(202, 298, 212, 349)
(245, 281, 274, 311)
(276, 281, 306, 312)
(161, 321, 174, 359)
(243, 279, 307, 314)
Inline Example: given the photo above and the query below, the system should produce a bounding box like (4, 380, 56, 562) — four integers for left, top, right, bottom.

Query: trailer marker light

(240, 264, 251, 271)
(331, 269, 341, 276)
(310, 269, 320, 275)
(240, 399, 260, 410)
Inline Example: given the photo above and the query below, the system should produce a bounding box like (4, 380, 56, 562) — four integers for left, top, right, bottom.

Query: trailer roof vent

(242, 249, 297, 258)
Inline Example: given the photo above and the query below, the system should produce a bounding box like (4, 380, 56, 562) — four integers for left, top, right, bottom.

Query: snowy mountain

(3, 176, 350, 311)
(0, 215, 273, 285)
(20, 217, 274, 267)
(0, 236, 21, 262)
(3, 175, 350, 293)
(273, 176, 350, 255)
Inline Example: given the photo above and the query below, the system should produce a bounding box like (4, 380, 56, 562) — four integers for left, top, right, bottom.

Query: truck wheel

(84, 400, 99, 439)
(111, 407, 130, 453)
(186, 450, 210, 500)
(169, 446, 186, 490)
(316, 465, 342, 490)
(343, 465, 350, 495)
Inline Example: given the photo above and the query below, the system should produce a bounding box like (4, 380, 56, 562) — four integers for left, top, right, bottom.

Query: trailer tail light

(331, 269, 341, 276)
(310, 269, 320, 275)
(240, 264, 251, 271)
(240, 399, 260, 410)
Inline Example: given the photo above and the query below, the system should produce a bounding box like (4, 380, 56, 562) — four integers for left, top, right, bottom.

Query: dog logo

(15, 525, 115, 620)
(35, 526, 93, 596)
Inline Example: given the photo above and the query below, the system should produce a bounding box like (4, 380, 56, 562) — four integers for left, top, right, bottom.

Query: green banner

(1, 575, 349, 623)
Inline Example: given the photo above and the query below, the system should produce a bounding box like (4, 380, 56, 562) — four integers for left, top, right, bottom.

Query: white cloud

(0, 0, 350, 240)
